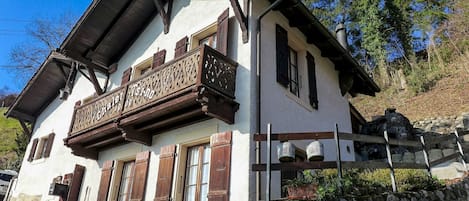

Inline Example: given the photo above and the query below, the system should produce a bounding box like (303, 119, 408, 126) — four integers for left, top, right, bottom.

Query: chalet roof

(6, 0, 163, 122)
(269, 0, 380, 96)
(6, 0, 379, 123)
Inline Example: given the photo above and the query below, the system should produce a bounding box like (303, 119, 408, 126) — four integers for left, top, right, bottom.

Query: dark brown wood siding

(276, 24, 289, 87)
(27, 138, 38, 162)
(216, 8, 229, 56)
(152, 49, 167, 70)
(154, 145, 176, 201)
(306, 52, 318, 109)
(208, 131, 232, 201)
(130, 151, 150, 201)
(174, 36, 188, 58)
(97, 160, 114, 201)
(121, 67, 132, 85)
(67, 164, 86, 201)
(43, 133, 55, 158)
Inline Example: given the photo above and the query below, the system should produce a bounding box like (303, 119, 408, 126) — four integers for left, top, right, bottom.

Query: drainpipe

(254, 0, 284, 200)
(335, 22, 349, 52)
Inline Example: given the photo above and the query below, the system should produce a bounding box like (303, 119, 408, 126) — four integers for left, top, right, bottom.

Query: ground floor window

(117, 160, 136, 201)
(184, 144, 211, 201)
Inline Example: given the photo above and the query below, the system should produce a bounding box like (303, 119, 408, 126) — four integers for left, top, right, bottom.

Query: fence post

(419, 135, 432, 177)
(266, 123, 272, 201)
(334, 123, 343, 196)
(455, 128, 467, 170)
(383, 123, 397, 192)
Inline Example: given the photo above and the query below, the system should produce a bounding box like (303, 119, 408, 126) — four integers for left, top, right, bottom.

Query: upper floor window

(289, 48, 299, 97)
(27, 133, 55, 162)
(133, 57, 153, 79)
(190, 23, 218, 50)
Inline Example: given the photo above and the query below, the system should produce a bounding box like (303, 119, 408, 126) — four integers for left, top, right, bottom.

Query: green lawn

(0, 108, 21, 155)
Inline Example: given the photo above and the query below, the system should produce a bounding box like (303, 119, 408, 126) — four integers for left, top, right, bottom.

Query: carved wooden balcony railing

(65, 45, 238, 159)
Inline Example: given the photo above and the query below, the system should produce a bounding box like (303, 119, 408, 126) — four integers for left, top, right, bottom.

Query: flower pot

(306, 140, 324, 161)
(277, 141, 296, 162)
(287, 184, 318, 200)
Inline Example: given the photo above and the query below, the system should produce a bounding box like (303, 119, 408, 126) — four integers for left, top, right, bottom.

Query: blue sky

(0, 0, 91, 94)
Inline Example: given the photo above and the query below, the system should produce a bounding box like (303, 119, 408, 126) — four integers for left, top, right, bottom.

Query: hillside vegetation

(0, 107, 26, 171)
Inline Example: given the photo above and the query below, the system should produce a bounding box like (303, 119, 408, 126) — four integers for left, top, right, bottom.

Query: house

(5, 0, 379, 200)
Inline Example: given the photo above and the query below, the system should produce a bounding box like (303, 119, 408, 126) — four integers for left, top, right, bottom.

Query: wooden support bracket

(196, 87, 239, 124)
(68, 144, 98, 160)
(230, 0, 248, 43)
(18, 119, 31, 139)
(116, 124, 152, 146)
(153, 0, 173, 34)
(85, 66, 104, 95)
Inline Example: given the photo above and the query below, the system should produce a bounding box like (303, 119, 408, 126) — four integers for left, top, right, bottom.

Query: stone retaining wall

(340, 177, 469, 201)
(413, 112, 469, 134)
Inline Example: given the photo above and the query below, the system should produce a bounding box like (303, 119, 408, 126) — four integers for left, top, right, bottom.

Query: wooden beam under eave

(153, 0, 172, 34)
(9, 110, 35, 123)
(64, 51, 110, 74)
(117, 125, 152, 146)
(86, 66, 104, 95)
(230, 0, 248, 43)
(18, 119, 31, 139)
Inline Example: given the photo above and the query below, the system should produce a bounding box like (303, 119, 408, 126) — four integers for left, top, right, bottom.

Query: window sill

(284, 91, 315, 112)
(30, 157, 47, 165)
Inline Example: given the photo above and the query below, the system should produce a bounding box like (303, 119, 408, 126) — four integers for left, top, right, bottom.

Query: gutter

(254, 1, 285, 200)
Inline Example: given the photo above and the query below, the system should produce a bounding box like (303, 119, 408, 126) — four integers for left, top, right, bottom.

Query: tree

(7, 12, 76, 82)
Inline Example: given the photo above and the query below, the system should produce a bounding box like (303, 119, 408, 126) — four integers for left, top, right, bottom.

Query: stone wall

(413, 112, 469, 134)
(340, 177, 469, 201)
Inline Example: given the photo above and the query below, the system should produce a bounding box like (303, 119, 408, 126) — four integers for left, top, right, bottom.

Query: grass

(0, 107, 22, 168)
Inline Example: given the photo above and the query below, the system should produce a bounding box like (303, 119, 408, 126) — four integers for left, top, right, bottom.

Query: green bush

(285, 169, 443, 200)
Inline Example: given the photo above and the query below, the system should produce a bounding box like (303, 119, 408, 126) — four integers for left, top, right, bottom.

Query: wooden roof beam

(153, 0, 173, 34)
(230, 0, 248, 43)
(85, 65, 104, 95)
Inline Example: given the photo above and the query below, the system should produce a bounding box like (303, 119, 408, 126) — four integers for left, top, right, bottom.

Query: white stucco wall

(253, 0, 355, 199)
(12, 0, 253, 201)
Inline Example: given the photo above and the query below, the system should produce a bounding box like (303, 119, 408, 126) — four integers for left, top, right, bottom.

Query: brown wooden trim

(216, 9, 229, 56)
(97, 160, 114, 201)
(86, 66, 104, 95)
(44, 133, 55, 158)
(154, 145, 177, 201)
(130, 151, 151, 201)
(253, 132, 334, 141)
(84, 135, 123, 149)
(208, 131, 232, 201)
(153, 0, 172, 34)
(252, 161, 428, 172)
(69, 144, 98, 160)
(67, 164, 86, 201)
(28, 138, 38, 162)
(66, 122, 118, 145)
(138, 108, 203, 131)
(340, 133, 421, 147)
(116, 124, 152, 146)
(430, 152, 460, 167)
(230, 0, 248, 43)
(18, 119, 31, 139)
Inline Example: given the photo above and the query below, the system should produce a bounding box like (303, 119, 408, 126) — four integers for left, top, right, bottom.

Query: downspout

(254, 1, 284, 200)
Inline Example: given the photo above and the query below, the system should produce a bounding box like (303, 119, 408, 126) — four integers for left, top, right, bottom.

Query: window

(133, 57, 153, 79)
(190, 23, 217, 50)
(183, 144, 210, 201)
(35, 137, 49, 159)
(288, 48, 299, 97)
(28, 133, 55, 161)
(117, 160, 136, 201)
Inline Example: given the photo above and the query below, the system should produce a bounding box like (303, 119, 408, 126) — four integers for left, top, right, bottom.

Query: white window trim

(109, 155, 137, 201)
(173, 137, 211, 201)
(132, 57, 153, 80)
(190, 22, 217, 50)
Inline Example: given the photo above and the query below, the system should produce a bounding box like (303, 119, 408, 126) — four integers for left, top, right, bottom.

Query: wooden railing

(253, 124, 469, 193)
(69, 45, 237, 135)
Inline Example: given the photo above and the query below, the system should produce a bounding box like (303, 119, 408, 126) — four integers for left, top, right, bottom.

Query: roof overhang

(5, 52, 73, 123)
(7, 0, 166, 123)
(269, 0, 380, 96)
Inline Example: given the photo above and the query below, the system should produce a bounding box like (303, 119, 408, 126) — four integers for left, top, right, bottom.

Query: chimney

(335, 23, 349, 52)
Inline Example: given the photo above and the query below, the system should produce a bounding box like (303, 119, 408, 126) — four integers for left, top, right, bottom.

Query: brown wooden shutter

(216, 8, 229, 55)
(97, 160, 114, 201)
(67, 164, 86, 201)
(152, 49, 167, 70)
(208, 131, 232, 201)
(174, 36, 188, 58)
(276, 24, 289, 87)
(306, 52, 318, 109)
(28, 138, 38, 162)
(154, 145, 176, 201)
(130, 151, 150, 201)
(121, 68, 132, 85)
(43, 133, 55, 158)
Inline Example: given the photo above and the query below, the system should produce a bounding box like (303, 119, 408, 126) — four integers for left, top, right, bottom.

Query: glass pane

(291, 67, 298, 81)
(189, 148, 199, 165)
(201, 164, 209, 183)
(188, 166, 198, 185)
(203, 145, 211, 163)
(200, 184, 208, 201)
(290, 50, 297, 65)
(212, 35, 217, 49)
(184, 186, 196, 201)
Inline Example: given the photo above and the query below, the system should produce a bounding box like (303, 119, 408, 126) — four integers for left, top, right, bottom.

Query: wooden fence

(252, 123, 469, 196)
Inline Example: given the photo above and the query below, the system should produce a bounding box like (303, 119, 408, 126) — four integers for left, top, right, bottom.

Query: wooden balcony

(64, 45, 238, 159)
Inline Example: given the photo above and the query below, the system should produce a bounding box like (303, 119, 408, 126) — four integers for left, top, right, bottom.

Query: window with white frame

(117, 160, 136, 201)
(183, 144, 211, 201)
